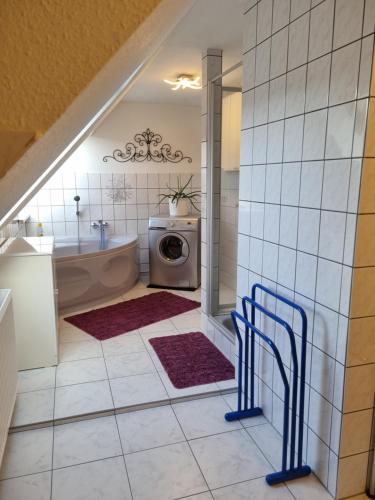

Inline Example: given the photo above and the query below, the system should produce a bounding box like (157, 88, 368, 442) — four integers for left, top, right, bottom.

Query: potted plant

(158, 175, 200, 216)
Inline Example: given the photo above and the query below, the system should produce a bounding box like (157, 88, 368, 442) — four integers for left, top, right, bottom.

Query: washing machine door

(157, 232, 189, 266)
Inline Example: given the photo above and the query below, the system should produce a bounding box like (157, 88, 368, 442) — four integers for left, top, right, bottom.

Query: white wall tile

(321, 159, 351, 211)
(281, 162, 301, 205)
(303, 109, 328, 161)
(311, 346, 335, 402)
(307, 429, 330, 486)
(257, 0, 273, 43)
(267, 121, 284, 163)
(277, 246, 296, 289)
(254, 83, 269, 126)
(265, 164, 282, 203)
(309, 0, 334, 60)
(318, 211, 346, 262)
(285, 66, 306, 118)
(272, 0, 290, 32)
(255, 39, 271, 85)
(240, 129, 254, 166)
(279, 206, 298, 248)
(288, 13, 309, 71)
(263, 204, 280, 243)
(313, 303, 339, 358)
(253, 126, 268, 164)
(300, 161, 323, 209)
(290, 0, 310, 21)
(243, 48, 256, 91)
(249, 237, 263, 275)
(238, 234, 250, 268)
(333, 0, 365, 49)
(251, 164, 266, 202)
(325, 102, 356, 159)
(269, 76, 286, 121)
(330, 41, 361, 105)
(297, 208, 320, 254)
(353, 98, 369, 157)
(243, 6, 257, 52)
(242, 90, 254, 130)
(309, 387, 333, 445)
(295, 251, 318, 299)
(270, 27, 288, 79)
(316, 258, 342, 311)
(262, 241, 278, 281)
(283, 116, 304, 162)
(306, 55, 331, 112)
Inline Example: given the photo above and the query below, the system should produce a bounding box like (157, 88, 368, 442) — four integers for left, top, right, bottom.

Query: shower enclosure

(206, 62, 242, 333)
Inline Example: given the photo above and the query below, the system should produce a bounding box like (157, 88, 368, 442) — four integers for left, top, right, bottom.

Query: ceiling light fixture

(163, 74, 202, 91)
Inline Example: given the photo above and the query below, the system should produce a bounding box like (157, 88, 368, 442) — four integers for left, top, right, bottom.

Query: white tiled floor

(0, 394, 335, 500)
(12, 282, 236, 428)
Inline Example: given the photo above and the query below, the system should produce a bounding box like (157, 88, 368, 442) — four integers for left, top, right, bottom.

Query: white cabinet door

(221, 91, 241, 171)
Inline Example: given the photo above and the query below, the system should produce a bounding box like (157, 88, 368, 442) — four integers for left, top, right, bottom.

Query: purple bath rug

(64, 291, 200, 341)
(149, 331, 235, 389)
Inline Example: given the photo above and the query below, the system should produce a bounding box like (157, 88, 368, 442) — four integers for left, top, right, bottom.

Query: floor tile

(101, 334, 145, 357)
(142, 329, 181, 346)
(17, 367, 56, 393)
(189, 429, 271, 489)
(223, 393, 268, 428)
(0, 471, 51, 500)
(11, 389, 54, 427)
(286, 474, 334, 499)
(138, 319, 176, 334)
(212, 477, 294, 499)
(54, 380, 113, 419)
(125, 442, 207, 500)
(158, 370, 219, 399)
(55, 357, 107, 387)
(116, 405, 185, 453)
(110, 372, 168, 408)
(53, 416, 122, 469)
(51, 456, 131, 500)
(171, 314, 202, 330)
(178, 493, 213, 500)
(59, 326, 98, 343)
(105, 351, 155, 379)
(173, 396, 242, 439)
(59, 340, 102, 362)
(215, 379, 237, 391)
(246, 423, 283, 470)
(0, 428, 53, 480)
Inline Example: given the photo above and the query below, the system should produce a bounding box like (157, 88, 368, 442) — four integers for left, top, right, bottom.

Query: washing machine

(148, 215, 201, 290)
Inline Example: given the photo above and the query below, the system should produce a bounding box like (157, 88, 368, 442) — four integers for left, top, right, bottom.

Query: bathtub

(53, 235, 139, 310)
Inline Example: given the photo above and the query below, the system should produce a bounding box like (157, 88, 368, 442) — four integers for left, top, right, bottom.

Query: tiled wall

(237, 0, 374, 497)
(25, 171, 200, 279)
(0, 219, 27, 247)
(219, 170, 239, 296)
(338, 18, 375, 497)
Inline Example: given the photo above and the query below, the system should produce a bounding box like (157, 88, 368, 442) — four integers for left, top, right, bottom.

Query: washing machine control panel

(149, 216, 200, 232)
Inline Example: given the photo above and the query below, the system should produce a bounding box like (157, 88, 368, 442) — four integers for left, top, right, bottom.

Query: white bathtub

(54, 235, 139, 310)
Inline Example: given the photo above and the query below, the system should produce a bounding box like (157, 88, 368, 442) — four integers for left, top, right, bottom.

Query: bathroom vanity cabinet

(0, 237, 58, 370)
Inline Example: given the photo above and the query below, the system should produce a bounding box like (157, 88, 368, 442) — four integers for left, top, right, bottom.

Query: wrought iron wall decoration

(103, 128, 192, 164)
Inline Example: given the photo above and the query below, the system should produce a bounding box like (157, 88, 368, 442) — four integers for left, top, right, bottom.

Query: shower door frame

(206, 61, 242, 332)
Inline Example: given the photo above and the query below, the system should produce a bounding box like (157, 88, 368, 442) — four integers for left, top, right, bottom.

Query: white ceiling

(125, 0, 244, 106)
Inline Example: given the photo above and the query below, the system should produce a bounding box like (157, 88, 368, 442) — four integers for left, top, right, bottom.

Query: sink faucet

(91, 220, 109, 249)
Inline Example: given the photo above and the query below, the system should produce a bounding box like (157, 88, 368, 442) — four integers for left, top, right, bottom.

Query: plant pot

(169, 198, 190, 217)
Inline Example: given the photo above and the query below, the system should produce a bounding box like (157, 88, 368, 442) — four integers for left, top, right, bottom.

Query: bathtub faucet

(91, 220, 109, 249)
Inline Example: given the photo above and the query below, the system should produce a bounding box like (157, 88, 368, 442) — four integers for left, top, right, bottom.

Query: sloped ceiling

(0, 0, 195, 227)
(0, 0, 162, 135)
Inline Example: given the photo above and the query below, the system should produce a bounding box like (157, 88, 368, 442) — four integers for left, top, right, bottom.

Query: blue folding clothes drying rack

(225, 283, 311, 485)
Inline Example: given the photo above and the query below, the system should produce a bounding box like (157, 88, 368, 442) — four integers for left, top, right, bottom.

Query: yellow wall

(0, 0, 161, 175)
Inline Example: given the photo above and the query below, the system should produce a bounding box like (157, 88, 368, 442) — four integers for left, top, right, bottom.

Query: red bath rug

(64, 291, 200, 341)
(149, 332, 235, 389)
